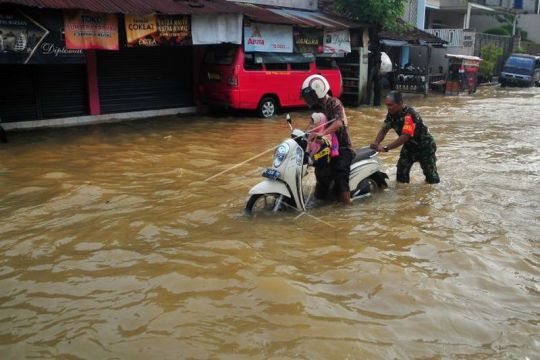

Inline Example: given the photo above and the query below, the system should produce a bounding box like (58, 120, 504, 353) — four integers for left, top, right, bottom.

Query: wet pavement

(0, 86, 539, 358)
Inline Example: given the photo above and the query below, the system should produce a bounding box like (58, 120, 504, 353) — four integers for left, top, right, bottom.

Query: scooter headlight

(273, 143, 289, 168)
(294, 147, 303, 166)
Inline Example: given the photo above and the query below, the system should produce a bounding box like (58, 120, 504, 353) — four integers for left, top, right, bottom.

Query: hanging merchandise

(244, 22, 292, 53)
(125, 14, 190, 47)
(0, 9, 85, 64)
(64, 10, 119, 50)
(323, 29, 351, 54)
(293, 28, 323, 54)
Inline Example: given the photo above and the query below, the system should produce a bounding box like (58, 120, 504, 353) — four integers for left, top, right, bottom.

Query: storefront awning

(380, 39, 408, 47)
(0, 0, 247, 14)
(238, 3, 364, 29)
(380, 20, 447, 46)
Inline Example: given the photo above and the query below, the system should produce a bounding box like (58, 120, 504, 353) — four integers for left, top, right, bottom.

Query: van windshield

(503, 56, 534, 75)
(204, 46, 237, 65)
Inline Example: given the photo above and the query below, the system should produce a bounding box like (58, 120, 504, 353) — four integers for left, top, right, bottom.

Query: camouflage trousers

(396, 141, 440, 184)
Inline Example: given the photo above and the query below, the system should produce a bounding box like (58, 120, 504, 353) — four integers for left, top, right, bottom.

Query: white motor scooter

(245, 114, 388, 215)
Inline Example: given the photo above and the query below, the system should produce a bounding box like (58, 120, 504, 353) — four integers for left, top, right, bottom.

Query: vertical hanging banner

(64, 11, 119, 50)
(293, 28, 323, 54)
(323, 29, 351, 54)
(125, 15, 190, 47)
(244, 22, 292, 53)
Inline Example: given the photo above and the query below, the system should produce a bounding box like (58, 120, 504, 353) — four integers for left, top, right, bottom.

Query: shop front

(1, 0, 367, 130)
(0, 7, 88, 124)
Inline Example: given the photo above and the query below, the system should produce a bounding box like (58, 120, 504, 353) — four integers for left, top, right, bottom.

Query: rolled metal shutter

(0, 65, 87, 122)
(97, 47, 193, 114)
(38, 65, 88, 119)
(0, 65, 38, 122)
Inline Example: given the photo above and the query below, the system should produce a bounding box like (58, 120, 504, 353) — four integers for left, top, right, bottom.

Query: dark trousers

(0, 126, 6, 143)
(397, 142, 440, 184)
(315, 147, 354, 199)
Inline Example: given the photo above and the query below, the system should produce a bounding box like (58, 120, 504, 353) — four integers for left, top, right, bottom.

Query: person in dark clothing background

(0, 118, 7, 143)
(370, 91, 440, 184)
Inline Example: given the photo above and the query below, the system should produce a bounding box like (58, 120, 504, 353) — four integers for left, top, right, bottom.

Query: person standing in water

(370, 91, 440, 184)
(301, 74, 355, 204)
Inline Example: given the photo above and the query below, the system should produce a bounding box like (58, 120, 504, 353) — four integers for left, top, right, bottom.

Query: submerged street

(0, 86, 539, 358)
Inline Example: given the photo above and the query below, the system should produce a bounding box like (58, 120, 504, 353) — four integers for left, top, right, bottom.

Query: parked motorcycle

(245, 114, 388, 215)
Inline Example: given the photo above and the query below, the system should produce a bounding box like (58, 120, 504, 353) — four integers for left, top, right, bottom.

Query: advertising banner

(0, 9, 85, 64)
(323, 29, 351, 54)
(293, 28, 323, 54)
(244, 22, 292, 53)
(125, 14, 190, 47)
(64, 10, 119, 50)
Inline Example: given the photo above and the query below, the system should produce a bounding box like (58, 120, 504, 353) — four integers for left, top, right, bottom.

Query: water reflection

(0, 86, 539, 358)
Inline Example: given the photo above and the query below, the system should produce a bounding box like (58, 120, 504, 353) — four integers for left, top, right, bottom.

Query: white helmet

(301, 74, 330, 107)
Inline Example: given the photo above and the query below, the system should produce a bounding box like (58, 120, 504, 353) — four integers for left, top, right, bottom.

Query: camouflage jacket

(383, 105, 434, 148)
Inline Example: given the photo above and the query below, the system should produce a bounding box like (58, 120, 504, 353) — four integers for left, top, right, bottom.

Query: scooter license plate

(262, 168, 280, 180)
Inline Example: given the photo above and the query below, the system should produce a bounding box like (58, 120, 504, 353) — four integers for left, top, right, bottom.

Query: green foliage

(335, 0, 407, 29)
(479, 44, 504, 79)
(495, 14, 514, 24)
(491, 14, 528, 40)
(484, 27, 511, 36)
(483, 26, 528, 40)
(501, 25, 528, 40)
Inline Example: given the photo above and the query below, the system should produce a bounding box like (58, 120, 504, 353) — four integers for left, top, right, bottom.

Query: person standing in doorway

(370, 91, 440, 184)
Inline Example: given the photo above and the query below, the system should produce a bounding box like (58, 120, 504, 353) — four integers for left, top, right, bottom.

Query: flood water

(1, 86, 539, 359)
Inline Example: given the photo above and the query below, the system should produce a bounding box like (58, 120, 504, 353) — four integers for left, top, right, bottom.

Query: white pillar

(464, 2, 472, 29)
(359, 29, 370, 104)
(417, 0, 426, 29)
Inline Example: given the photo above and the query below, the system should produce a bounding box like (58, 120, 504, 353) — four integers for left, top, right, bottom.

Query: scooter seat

(352, 147, 376, 164)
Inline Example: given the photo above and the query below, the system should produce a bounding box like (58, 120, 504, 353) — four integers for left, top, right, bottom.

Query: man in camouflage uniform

(370, 91, 439, 184)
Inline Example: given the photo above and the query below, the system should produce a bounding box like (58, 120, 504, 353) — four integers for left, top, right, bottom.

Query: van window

(204, 46, 237, 65)
(244, 53, 263, 71)
(504, 56, 534, 71)
(316, 57, 338, 69)
(291, 63, 310, 71)
(265, 63, 288, 71)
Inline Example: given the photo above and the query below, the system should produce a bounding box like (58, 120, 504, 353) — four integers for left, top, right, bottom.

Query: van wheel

(258, 97, 277, 118)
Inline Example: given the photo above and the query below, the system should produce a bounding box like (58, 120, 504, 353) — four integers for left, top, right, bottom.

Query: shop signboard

(125, 15, 190, 47)
(244, 22, 292, 53)
(293, 28, 323, 54)
(0, 9, 85, 64)
(64, 10, 119, 50)
(323, 29, 351, 54)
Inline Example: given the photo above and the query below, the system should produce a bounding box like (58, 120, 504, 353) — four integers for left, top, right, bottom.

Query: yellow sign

(125, 15, 157, 46)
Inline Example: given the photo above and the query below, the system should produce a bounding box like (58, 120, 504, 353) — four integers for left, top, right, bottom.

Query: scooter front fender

(249, 180, 291, 198)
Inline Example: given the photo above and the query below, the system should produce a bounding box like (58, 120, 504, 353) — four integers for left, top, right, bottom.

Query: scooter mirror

(286, 113, 293, 130)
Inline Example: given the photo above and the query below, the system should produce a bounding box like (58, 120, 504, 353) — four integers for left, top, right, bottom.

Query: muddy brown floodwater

(1, 86, 539, 359)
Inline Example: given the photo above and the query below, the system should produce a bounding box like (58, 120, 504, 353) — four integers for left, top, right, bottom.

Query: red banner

(64, 11, 119, 50)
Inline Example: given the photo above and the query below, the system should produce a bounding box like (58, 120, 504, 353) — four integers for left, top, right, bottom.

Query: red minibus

(198, 45, 342, 118)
